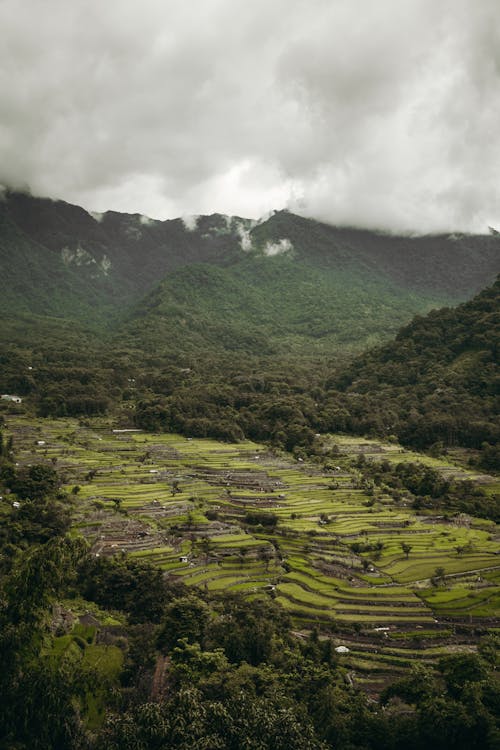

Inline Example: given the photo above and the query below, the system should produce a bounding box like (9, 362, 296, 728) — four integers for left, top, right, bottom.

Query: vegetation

(0, 432, 498, 748)
(331, 276, 500, 460)
(0, 192, 498, 747)
(1, 270, 498, 465)
(1, 192, 499, 350)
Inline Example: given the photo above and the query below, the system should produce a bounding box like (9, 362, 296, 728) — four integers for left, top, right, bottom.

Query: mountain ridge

(1, 190, 499, 357)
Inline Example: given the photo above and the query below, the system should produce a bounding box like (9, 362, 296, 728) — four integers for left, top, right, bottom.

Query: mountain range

(1, 190, 499, 356)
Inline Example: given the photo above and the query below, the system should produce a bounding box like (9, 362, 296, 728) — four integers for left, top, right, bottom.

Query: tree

(157, 596, 211, 652)
(432, 567, 446, 586)
(381, 663, 438, 706)
(15, 494, 72, 543)
(199, 536, 213, 564)
(11, 464, 59, 501)
(238, 546, 248, 567)
(0, 660, 89, 750)
(259, 546, 273, 572)
(99, 686, 327, 750)
(207, 595, 289, 666)
(401, 542, 412, 559)
(438, 653, 488, 698)
(77, 555, 174, 622)
(4, 536, 88, 622)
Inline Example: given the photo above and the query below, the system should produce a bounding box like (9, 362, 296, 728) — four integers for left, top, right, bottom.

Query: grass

(45, 616, 124, 730)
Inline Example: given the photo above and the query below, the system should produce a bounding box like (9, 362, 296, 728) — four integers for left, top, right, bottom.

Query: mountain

(118, 209, 500, 357)
(0, 190, 247, 323)
(329, 275, 500, 458)
(1, 191, 498, 357)
(249, 210, 500, 298)
(122, 252, 444, 357)
(1, 191, 498, 463)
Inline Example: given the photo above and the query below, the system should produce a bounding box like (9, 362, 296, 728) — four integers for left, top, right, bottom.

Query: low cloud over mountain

(1, 0, 499, 232)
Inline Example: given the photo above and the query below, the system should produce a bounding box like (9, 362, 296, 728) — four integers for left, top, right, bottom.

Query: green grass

(82, 644, 123, 676)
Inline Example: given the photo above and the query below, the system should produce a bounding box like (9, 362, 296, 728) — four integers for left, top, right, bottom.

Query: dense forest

(330, 274, 500, 463)
(1, 276, 498, 469)
(1, 192, 499, 352)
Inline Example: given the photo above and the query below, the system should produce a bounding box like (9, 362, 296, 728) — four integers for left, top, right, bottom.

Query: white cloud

(263, 238, 293, 256)
(1, 0, 499, 232)
(181, 215, 199, 232)
(236, 222, 253, 251)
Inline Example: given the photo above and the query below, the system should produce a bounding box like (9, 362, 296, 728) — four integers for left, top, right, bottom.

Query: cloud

(235, 222, 253, 252)
(1, 0, 499, 232)
(181, 215, 199, 232)
(263, 238, 293, 257)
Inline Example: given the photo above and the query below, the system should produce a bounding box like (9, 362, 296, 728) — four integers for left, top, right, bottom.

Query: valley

(2, 3, 500, 743)
(3, 413, 498, 696)
(1, 193, 499, 748)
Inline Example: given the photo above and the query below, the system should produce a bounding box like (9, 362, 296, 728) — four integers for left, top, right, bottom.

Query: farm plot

(4, 416, 500, 639)
(327, 434, 497, 484)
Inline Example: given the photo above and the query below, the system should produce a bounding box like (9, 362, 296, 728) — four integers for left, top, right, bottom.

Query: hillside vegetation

(124, 255, 442, 356)
(330, 275, 500, 462)
(0, 277, 498, 471)
(0, 192, 499, 749)
(1, 192, 499, 355)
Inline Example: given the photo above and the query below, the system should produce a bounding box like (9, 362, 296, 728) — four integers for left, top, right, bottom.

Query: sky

(1, 0, 499, 233)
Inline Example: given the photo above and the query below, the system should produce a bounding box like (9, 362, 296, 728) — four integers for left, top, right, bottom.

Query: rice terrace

(4, 413, 499, 695)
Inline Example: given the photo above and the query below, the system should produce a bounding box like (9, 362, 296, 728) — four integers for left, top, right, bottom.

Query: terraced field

(4, 415, 499, 691)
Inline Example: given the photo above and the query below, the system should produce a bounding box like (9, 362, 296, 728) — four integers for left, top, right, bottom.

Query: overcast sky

(1, 0, 499, 232)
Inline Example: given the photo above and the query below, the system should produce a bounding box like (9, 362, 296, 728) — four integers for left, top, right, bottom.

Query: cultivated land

(3, 415, 499, 693)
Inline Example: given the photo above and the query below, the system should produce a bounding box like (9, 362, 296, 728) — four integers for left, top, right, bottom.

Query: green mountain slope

(1, 193, 499, 355)
(328, 275, 500, 456)
(0, 204, 115, 321)
(253, 210, 500, 297)
(0, 191, 247, 323)
(117, 209, 500, 358)
(124, 255, 449, 357)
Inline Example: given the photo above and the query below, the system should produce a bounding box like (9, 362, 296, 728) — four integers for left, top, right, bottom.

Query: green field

(4, 415, 499, 686)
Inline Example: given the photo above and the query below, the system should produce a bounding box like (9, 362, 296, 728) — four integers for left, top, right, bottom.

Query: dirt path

(151, 654, 169, 701)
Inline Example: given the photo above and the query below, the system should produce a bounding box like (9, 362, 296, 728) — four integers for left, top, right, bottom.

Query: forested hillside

(1, 276, 498, 472)
(1, 191, 499, 356)
(1, 191, 498, 498)
(0, 191, 245, 323)
(329, 275, 500, 464)
(122, 254, 441, 356)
